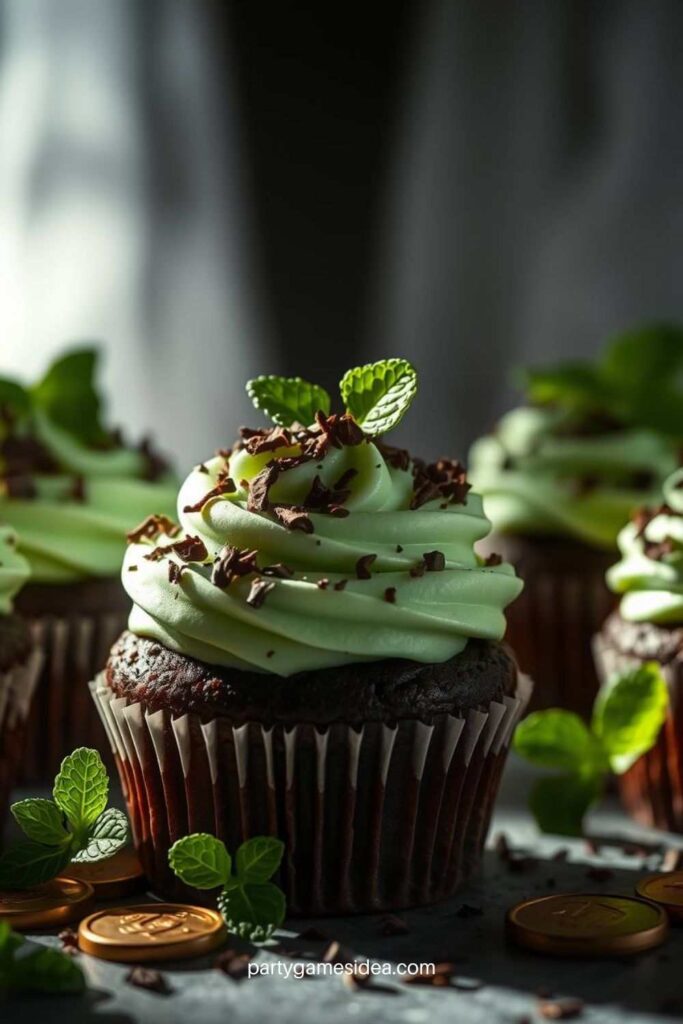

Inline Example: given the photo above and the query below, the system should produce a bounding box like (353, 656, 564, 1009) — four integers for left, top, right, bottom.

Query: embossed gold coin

(69, 847, 145, 900)
(78, 903, 226, 962)
(636, 872, 683, 922)
(0, 877, 95, 930)
(506, 893, 668, 956)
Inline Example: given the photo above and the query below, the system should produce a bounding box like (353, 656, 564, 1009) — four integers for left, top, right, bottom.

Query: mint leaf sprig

(514, 663, 669, 836)
(169, 834, 286, 943)
(0, 748, 129, 889)
(0, 921, 84, 996)
(246, 358, 418, 437)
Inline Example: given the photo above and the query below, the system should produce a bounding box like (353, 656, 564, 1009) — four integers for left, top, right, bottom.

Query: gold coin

(636, 872, 683, 921)
(78, 903, 227, 962)
(0, 877, 95, 931)
(506, 893, 668, 956)
(69, 847, 146, 900)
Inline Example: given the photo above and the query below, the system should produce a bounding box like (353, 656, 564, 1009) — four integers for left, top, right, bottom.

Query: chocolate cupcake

(469, 325, 681, 717)
(0, 348, 176, 777)
(0, 526, 41, 838)
(594, 468, 683, 831)
(92, 360, 530, 914)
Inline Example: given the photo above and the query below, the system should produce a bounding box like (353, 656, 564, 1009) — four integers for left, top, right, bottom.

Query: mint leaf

(246, 375, 331, 428)
(521, 362, 607, 413)
(10, 944, 85, 994)
(32, 348, 107, 445)
(529, 773, 602, 837)
(0, 378, 30, 419)
(513, 710, 606, 773)
(168, 834, 231, 890)
(592, 663, 669, 774)
(11, 799, 69, 847)
(72, 808, 129, 864)
(340, 358, 417, 436)
(53, 748, 108, 838)
(235, 837, 284, 883)
(217, 882, 285, 942)
(0, 841, 73, 890)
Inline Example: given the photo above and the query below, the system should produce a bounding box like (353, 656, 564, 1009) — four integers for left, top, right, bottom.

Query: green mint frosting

(469, 406, 678, 549)
(123, 429, 523, 675)
(0, 525, 29, 615)
(607, 469, 683, 624)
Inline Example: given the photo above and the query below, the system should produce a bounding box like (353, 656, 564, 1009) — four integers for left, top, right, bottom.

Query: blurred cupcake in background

(0, 525, 41, 838)
(594, 468, 683, 831)
(469, 324, 682, 718)
(0, 348, 176, 777)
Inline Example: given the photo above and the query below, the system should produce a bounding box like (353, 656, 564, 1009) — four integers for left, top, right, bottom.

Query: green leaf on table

(168, 833, 232, 890)
(0, 841, 73, 890)
(11, 798, 69, 847)
(592, 662, 669, 774)
(32, 347, 108, 446)
(53, 747, 108, 838)
(529, 773, 603, 837)
(340, 358, 417, 436)
(246, 375, 331, 428)
(235, 836, 284, 883)
(513, 709, 606, 773)
(10, 944, 85, 994)
(217, 882, 286, 943)
(72, 808, 129, 864)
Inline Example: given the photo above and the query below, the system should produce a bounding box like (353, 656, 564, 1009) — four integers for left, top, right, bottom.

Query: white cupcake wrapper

(90, 670, 532, 914)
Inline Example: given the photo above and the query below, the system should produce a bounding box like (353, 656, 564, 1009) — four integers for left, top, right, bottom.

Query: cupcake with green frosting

(594, 468, 683, 832)
(469, 324, 682, 717)
(0, 525, 41, 838)
(0, 348, 176, 778)
(93, 359, 530, 914)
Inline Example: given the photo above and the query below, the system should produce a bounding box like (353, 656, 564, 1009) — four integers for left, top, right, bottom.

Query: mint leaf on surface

(32, 348, 107, 445)
(246, 375, 331, 428)
(217, 882, 286, 942)
(592, 663, 669, 774)
(513, 710, 606, 774)
(340, 358, 417, 436)
(529, 773, 602, 838)
(53, 748, 108, 839)
(72, 808, 129, 864)
(10, 944, 85, 994)
(11, 799, 69, 847)
(168, 834, 232, 890)
(0, 841, 73, 890)
(235, 837, 284, 884)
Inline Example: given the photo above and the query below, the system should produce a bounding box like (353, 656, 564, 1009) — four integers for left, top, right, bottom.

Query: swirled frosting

(0, 411, 177, 583)
(469, 407, 679, 549)
(0, 525, 30, 615)
(607, 469, 683, 624)
(123, 417, 523, 675)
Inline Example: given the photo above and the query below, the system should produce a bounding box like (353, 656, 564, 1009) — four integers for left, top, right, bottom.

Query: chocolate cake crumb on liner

(0, 648, 43, 840)
(16, 580, 129, 780)
(593, 630, 683, 833)
(479, 533, 615, 719)
(90, 671, 531, 915)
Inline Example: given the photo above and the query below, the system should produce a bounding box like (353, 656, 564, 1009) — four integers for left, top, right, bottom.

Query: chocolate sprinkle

(423, 550, 445, 571)
(171, 535, 209, 563)
(411, 458, 470, 510)
(126, 966, 172, 995)
(246, 578, 276, 608)
(356, 554, 377, 579)
(384, 587, 397, 603)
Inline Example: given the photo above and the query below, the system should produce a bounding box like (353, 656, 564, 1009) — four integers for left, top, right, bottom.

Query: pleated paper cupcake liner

(20, 611, 128, 781)
(593, 633, 683, 832)
(0, 648, 43, 840)
(90, 671, 532, 915)
(480, 534, 615, 719)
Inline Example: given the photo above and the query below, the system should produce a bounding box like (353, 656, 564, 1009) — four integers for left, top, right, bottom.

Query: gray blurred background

(0, 0, 680, 470)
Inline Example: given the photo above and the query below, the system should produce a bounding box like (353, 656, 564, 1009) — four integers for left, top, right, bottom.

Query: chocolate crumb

(212, 545, 258, 588)
(183, 479, 236, 514)
(214, 948, 253, 980)
(356, 554, 376, 579)
(246, 578, 276, 609)
(171, 535, 209, 563)
(58, 928, 79, 952)
(384, 587, 397, 603)
(396, 544, 403, 553)
(333, 579, 348, 591)
(126, 967, 172, 995)
(538, 997, 584, 1020)
(127, 514, 180, 544)
(409, 561, 425, 578)
(266, 650, 274, 658)
(378, 914, 409, 936)
(272, 505, 314, 533)
(423, 550, 445, 571)
(484, 552, 502, 567)
(317, 578, 329, 590)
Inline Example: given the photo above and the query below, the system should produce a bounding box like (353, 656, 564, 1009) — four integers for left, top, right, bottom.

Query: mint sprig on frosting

(246, 358, 418, 437)
(514, 663, 669, 836)
(169, 833, 286, 943)
(0, 748, 129, 889)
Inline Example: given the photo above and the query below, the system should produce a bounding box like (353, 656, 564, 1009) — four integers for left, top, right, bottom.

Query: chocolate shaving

(171, 535, 209, 563)
(214, 948, 253, 980)
(126, 966, 172, 995)
(423, 550, 445, 571)
(127, 514, 180, 544)
(356, 554, 376, 579)
(168, 562, 186, 584)
(303, 474, 352, 512)
(316, 578, 329, 589)
(183, 478, 236, 514)
(384, 587, 397, 603)
(246, 578, 276, 608)
(333, 579, 348, 591)
(272, 505, 314, 533)
(242, 426, 294, 456)
(262, 562, 294, 578)
(377, 442, 411, 472)
(247, 463, 280, 512)
(409, 561, 425, 578)
(411, 458, 470, 510)
(212, 545, 259, 588)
